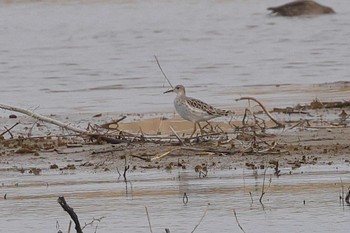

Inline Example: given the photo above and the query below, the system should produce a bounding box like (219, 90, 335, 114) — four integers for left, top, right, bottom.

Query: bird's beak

(163, 88, 174, 94)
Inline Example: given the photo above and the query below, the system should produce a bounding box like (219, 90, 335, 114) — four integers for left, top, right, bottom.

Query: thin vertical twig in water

(249, 192, 253, 204)
(346, 188, 350, 205)
(340, 178, 345, 206)
(191, 204, 209, 233)
(259, 168, 267, 203)
(183, 192, 188, 205)
(154, 55, 173, 88)
(145, 206, 153, 233)
(233, 209, 246, 233)
(68, 220, 72, 233)
(123, 156, 129, 182)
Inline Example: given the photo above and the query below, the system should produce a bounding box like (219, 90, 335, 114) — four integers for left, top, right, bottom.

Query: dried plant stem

(145, 206, 153, 233)
(169, 126, 185, 145)
(151, 148, 178, 161)
(233, 209, 246, 233)
(259, 168, 267, 203)
(154, 55, 173, 88)
(1, 121, 20, 137)
(236, 97, 284, 127)
(191, 204, 209, 233)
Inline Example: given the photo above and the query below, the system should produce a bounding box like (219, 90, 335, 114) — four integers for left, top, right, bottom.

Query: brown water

(0, 0, 349, 115)
(1, 166, 350, 233)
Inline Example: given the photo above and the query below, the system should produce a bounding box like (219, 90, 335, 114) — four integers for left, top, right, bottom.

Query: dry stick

(57, 196, 83, 233)
(151, 148, 179, 161)
(0, 103, 126, 144)
(169, 126, 185, 145)
(190, 204, 209, 233)
(154, 55, 173, 88)
(145, 206, 153, 233)
(259, 168, 268, 204)
(68, 220, 72, 233)
(123, 156, 129, 182)
(180, 146, 239, 155)
(346, 188, 350, 205)
(340, 178, 345, 206)
(0, 103, 87, 133)
(1, 121, 20, 136)
(82, 216, 105, 230)
(233, 209, 246, 233)
(249, 192, 253, 204)
(236, 97, 285, 127)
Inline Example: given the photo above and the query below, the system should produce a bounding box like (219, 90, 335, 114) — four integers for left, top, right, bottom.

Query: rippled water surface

(1, 166, 350, 233)
(0, 0, 349, 115)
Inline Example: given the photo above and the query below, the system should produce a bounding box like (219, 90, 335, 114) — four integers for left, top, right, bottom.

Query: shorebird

(164, 85, 234, 137)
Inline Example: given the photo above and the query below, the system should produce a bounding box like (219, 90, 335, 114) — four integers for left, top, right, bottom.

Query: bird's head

(163, 85, 186, 96)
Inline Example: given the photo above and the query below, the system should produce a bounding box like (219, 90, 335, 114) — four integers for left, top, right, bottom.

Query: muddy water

(0, 0, 350, 115)
(1, 166, 349, 233)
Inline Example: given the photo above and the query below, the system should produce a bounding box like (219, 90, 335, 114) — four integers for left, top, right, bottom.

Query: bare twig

(145, 206, 153, 233)
(233, 209, 246, 233)
(236, 97, 285, 127)
(68, 220, 72, 233)
(346, 188, 350, 205)
(340, 178, 345, 206)
(249, 192, 253, 204)
(123, 156, 129, 182)
(259, 168, 267, 204)
(98, 116, 127, 130)
(1, 121, 20, 137)
(180, 146, 239, 155)
(151, 148, 179, 161)
(154, 55, 173, 88)
(183, 192, 188, 205)
(82, 216, 105, 230)
(169, 126, 185, 145)
(191, 204, 209, 233)
(57, 196, 83, 233)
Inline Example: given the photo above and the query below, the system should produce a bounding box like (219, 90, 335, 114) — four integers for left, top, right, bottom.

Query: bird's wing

(186, 97, 229, 116)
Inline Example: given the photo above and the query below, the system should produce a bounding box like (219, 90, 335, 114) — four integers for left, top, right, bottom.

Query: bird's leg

(204, 121, 214, 132)
(190, 122, 197, 138)
(198, 122, 205, 136)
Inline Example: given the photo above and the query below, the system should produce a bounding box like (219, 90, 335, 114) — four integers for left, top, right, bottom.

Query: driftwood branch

(0, 104, 87, 134)
(57, 196, 83, 233)
(236, 97, 285, 127)
(0, 103, 126, 144)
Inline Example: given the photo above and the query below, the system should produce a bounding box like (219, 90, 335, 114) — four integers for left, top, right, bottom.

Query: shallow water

(0, 0, 349, 115)
(1, 166, 350, 233)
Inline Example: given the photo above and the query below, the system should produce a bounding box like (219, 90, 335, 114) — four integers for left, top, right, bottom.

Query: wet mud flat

(0, 99, 350, 232)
